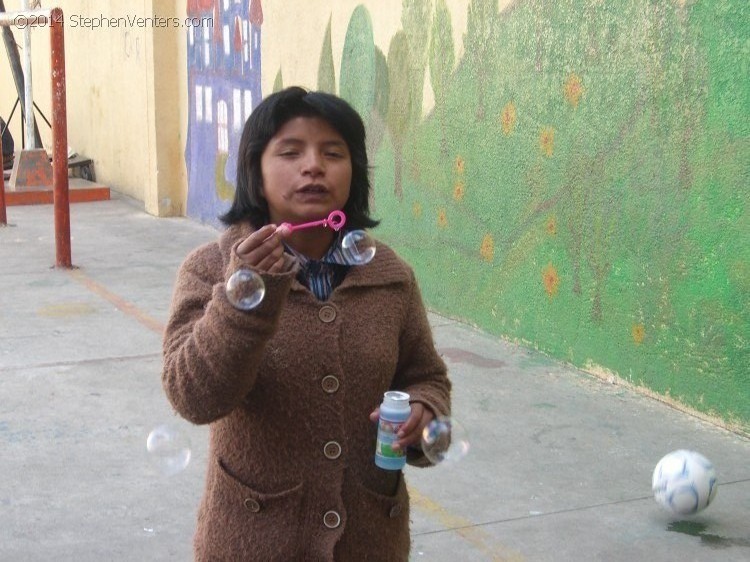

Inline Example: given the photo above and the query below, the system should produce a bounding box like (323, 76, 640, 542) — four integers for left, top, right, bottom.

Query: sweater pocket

(197, 457, 305, 561)
(355, 471, 409, 523)
(335, 473, 411, 561)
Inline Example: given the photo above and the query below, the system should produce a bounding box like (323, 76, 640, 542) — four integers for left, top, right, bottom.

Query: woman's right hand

(235, 224, 291, 273)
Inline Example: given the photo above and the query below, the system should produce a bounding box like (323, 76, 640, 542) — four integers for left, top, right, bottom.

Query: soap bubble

(341, 230, 376, 265)
(226, 269, 265, 310)
(421, 417, 470, 466)
(146, 424, 192, 476)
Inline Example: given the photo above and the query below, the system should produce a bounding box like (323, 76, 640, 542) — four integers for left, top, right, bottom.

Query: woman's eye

(326, 152, 344, 159)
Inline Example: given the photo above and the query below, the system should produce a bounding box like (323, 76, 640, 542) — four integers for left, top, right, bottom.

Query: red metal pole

(0, 147, 6, 225)
(50, 7, 71, 267)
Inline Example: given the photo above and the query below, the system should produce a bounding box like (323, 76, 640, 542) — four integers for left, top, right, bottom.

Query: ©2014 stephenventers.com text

(68, 14, 212, 30)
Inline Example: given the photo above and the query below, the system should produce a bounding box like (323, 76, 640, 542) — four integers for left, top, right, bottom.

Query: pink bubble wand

(276, 210, 347, 234)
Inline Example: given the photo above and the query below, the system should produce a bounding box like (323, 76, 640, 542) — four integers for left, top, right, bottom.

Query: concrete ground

(1, 194, 748, 561)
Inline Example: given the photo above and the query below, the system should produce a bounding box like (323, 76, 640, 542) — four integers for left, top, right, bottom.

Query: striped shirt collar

(284, 233, 350, 301)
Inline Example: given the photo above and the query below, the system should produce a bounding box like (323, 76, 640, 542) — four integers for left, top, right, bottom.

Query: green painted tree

(339, 5, 376, 122)
(402, 0, 433, 129)
(429, 0, 454, 155)
(465, 0, 498, 120)
(273, 68, 283, 93)
(386, 30, 412, 200)
(366, 46, 390, 169)
(317, 15, 336, 94)
(373, 47, 390, 131)
(339, 5, 391, 198)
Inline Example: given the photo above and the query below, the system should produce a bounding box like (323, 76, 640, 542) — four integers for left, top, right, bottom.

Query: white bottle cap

(383, 391, 411, 411)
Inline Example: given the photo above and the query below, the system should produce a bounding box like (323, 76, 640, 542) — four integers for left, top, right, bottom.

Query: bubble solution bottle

(375, 391, 411, 470)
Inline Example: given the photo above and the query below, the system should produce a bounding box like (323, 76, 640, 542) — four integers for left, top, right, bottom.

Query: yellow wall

(0, 0, 187, 215)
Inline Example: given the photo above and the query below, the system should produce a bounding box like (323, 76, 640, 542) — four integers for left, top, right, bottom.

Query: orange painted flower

(437, 208, 448, 228)
(454, 156, 465, 175)
(412, 202, 422, 218)
(540, 127, 555, 157)
(453, 181, 465, 201)
(564, 73, 583, 108)
(542, 263, 560, 297)
(632, 324, 645, 344)
(546, 216, 557, 235)
(501, 101, 517, 136)
(480, 234, 494, 262)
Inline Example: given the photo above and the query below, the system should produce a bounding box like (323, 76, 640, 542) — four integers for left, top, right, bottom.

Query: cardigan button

(244, 498, 261, 513)
(389, 504, 402, 518)
(323, 441, 342, 460)
(323, 510, 341, 529)
(321, 375, 340, 394)
(318, 305, 336, 323)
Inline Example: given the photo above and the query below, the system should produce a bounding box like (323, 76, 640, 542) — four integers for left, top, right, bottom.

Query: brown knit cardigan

(162, 222, 451, 561)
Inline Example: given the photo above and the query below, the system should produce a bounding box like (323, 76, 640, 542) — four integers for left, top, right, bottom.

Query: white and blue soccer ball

(652, 449, 718, 515)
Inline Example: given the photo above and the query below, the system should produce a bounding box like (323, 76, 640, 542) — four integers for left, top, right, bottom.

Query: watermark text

(13, 12, 211, 30)
(67, 14, 213, 30)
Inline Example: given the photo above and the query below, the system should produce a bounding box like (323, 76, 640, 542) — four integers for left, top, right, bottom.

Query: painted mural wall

(183, 0, 749, 433)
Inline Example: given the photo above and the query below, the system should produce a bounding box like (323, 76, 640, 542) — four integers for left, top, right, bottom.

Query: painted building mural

(185, 0, 263, 226)
(183, 0, 749, 433)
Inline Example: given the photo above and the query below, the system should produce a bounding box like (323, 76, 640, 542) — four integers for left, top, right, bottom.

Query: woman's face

(260, 116, 352, 226)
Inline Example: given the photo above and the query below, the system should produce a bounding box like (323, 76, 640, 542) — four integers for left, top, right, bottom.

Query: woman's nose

(302, 151, 324, 176)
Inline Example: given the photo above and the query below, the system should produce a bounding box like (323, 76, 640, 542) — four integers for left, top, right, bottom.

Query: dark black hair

(220, 86, 379, 230)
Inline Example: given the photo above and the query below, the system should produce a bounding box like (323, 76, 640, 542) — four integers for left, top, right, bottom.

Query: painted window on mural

(195, 85, 203, 122)
(203, 27, 210, 66)
(234, 16, 242, 63)
(223, 25, 230, 56)
(204, 87, 213, 123)
(233, 89, 242, 131)
(244, 90, 252, 122)
(243, 21, 249, 63)
(217, 101, 228, 153)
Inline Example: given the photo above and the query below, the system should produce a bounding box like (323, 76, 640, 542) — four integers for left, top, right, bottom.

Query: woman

(162, 86, 451, 561)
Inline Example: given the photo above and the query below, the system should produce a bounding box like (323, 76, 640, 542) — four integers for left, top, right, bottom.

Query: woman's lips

(294, 185, 329, 201)
(296, 184, 328, 194)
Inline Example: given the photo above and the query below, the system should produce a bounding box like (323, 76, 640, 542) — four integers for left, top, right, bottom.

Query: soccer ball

(652, 449, 718, 515)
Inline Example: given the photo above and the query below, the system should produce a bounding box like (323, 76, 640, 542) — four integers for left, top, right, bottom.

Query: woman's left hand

(369, 402, 434, 452)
